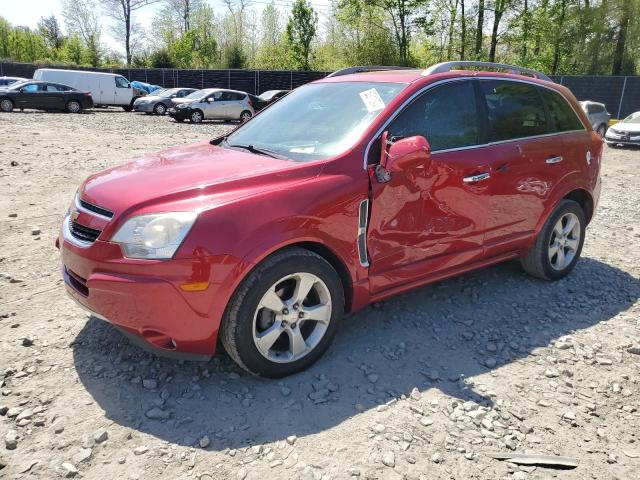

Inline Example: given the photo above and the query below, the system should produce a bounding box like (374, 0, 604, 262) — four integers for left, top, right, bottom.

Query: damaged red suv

(59, 62, 602, 377)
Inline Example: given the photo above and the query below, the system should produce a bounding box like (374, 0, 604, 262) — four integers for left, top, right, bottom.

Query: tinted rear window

(540, 89, 584, 132)
(480, 80, 547, 141)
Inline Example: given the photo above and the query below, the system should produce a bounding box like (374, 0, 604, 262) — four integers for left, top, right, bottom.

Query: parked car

(580, 101, 611, 137)
(604, 111, 640, 146)
(0, 80, 93, 113)
(254, 89, 289, 110)
(0, 76, 28, 87)
(168, 88, 254, 123)
(33, 69, 141, 111)
(133, 88, 197, 115)
(58, 62, 602, 377)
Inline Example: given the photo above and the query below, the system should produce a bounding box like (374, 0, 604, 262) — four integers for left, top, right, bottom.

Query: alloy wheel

(253, 272, 332, 363)
(191, 111, 203, 123)
(548, 212, 581, 270)
(241, 111, 252, 122)
(154, 103, 166, 115)
(67, 101, 81, 113)
(0, 99, 13, 112)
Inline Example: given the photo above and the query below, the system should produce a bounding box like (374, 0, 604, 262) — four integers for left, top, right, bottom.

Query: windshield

(226, 82, 406, 162)
(621, 113, 640, 124)
(158, 88, 178, 98)
(185, 89, 211, 100)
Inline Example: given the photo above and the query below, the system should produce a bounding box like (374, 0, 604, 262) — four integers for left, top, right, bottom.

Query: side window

(388, 81, 479, 152)
(212, 91, 224, 100)
(539, 88, 584, 132)
(46, 84, 60, 92)
(115, 76, 130, 88)
(21, 83, 39, 92)
(480, 80, 547, 141)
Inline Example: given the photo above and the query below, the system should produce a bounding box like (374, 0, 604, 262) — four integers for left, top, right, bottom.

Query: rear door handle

(463, 172, 491, 183)
(546, 155, 563, 164)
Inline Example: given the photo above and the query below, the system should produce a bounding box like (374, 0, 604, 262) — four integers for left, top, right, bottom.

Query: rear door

(43, 83, 66, 109)
(479, 80, 554, 255)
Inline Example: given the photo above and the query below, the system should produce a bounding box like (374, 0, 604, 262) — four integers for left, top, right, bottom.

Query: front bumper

(133, 101, 154, 113)
(58, 219, 230, 359)
(168, 107, 191, 121)
(605, 133, 640, 146)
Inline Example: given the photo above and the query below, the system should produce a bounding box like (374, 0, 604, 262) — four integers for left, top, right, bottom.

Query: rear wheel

(221, 248, 344, 378)
(597, 124, 606, 138)
(0, 98, 14, 113)
(240, 110, 252, 123)
(66, 100, 82, 113)
(153, 103, 167, 115)
(521, 199, 586, 280)
(190, 110, 203, 123)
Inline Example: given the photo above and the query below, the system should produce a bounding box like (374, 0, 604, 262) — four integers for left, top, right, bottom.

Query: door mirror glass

(384, 135, 431, 173)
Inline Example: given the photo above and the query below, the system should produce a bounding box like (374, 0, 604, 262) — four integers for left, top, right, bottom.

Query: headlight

(111, 212, 197, 259)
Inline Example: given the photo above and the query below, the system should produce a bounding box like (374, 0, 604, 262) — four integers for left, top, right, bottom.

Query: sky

(0, 0, 334, 55)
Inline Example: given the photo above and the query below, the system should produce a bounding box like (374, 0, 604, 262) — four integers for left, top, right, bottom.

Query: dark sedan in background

(133, 87, 197, 115)
(0, 81, 93, 113)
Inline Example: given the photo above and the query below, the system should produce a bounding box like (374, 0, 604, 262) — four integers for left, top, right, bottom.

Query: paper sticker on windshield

(359, 88, 385, 112)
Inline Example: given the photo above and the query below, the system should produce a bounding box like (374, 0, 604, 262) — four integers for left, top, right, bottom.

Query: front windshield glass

(621, 113, 640, 124)
(158, 88, 178, 98)
(226, 82, 406, 162)
(185, 89, 211, 100)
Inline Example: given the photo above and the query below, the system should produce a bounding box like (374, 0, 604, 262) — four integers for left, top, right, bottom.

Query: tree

(164, 0, 203, 33)
(286, 0, 317, 70)
(62, 0, 102, 65)
(101, 0, 158, 65)
(475, 0, 484, 58)
(38, 15, 64, 51)
(612, 0, 631, 75)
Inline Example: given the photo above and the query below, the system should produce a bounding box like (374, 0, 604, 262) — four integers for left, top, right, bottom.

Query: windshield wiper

(226, 143, 288, 160)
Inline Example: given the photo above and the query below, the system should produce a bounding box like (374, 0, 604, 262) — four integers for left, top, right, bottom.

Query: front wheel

(153, 103, 167, 115)
(190, 110, 203, 123)
(0, 98, 14, 113)
(240, 110, 252, 123)
(66, 100, 82, 113)
(521, 199, 586, 280)
(221, 248, 344, 377)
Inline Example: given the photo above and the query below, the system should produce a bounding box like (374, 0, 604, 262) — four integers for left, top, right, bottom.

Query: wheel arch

(563, 188, 594, 224)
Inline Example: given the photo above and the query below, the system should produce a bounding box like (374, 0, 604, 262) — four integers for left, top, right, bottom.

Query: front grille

(70, 221, 101, 243)
(79, 198, 113, 218)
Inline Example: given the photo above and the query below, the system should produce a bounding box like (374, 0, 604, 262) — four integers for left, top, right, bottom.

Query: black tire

(66, 100, 82, 113)
(153, 103, 167, 115)
(122, 105, 133, 112)
(597, 124, 607, 138)
(240, 110, 252, 123)
(0, 98, 14, 113)
(190, 109, 203, 123)
(521, 199, 586, 281)
(220, 247, 345, 378)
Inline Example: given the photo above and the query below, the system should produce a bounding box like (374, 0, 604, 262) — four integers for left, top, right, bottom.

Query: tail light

(83, 92, 92, 96)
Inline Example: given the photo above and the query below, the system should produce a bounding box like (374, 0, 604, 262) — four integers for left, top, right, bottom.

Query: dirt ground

(1, 109, 639, 480)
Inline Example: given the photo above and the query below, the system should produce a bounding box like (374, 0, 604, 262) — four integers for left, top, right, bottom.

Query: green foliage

(286, 0, 317, 70)
(150, 48, 175, 68)
(224, 43, 246, 68)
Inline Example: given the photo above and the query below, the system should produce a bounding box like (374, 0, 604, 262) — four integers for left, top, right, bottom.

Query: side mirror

(207, 98, 214, 102)
(383, 135, 431, 174)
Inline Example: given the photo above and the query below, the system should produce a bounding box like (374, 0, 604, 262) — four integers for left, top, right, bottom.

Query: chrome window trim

(363, 76, 588, 170)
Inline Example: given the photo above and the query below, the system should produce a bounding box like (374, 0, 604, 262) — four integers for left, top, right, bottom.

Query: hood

(137, 94, 163, 102)
(79, 140, 321, 217)
(171, 97, 197, 105)
(611, 123, 640, 133)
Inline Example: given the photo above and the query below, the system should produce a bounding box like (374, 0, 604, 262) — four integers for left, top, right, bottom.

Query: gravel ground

(0, 109, 639, 480)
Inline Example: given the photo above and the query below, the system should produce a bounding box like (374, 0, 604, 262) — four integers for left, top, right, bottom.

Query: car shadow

(72, 257, 640, 450)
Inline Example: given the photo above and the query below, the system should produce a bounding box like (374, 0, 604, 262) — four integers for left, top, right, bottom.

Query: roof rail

(422, 61, 552, 82)
(326, 65, 415, 78)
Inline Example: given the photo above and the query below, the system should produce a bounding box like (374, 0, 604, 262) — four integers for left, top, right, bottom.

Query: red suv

(58, 62, 602, 377)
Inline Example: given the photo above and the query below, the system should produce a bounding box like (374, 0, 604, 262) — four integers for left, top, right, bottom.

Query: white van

(33, 69, 140, 110)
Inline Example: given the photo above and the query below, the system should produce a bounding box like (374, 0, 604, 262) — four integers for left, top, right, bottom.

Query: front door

(367, 80, 491, 294)
(15, 83, 42, 109)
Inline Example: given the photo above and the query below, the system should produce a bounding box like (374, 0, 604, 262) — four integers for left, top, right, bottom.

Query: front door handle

(546, 155, 563, 164)
(463, 172, 491, 183)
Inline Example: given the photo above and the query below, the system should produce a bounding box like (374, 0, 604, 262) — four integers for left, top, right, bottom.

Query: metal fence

(0, 62, 329, 96)
(1, 62, 638, 118)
